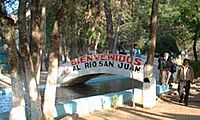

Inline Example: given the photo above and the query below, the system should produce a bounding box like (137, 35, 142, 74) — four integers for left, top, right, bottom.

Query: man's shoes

(179, 99, 183, 103)
(184, 102, 188, 106)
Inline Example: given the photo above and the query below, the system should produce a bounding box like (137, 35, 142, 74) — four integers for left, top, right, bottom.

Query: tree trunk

(146, 0, 158, 66)
(40, 0, 47, 71)
(69, 1, 78, 59)
(130, 0, 136, 108)
(87, 0, 93, 48)
(43, 20, 59, 120)
(1, 13, 26, 119)
(43, 1, 64, 119)
(18, 0, 43, 119)
(94, 32, 101, 52)
(43, 46, 58, 119)
(86, 0, 101, 53)
(30, 0, 43, 84)
(112, 0, 124, 53)
(193, 29, 198, 61)
(104, 0, 114, 53)
(144, 0, 158, 80)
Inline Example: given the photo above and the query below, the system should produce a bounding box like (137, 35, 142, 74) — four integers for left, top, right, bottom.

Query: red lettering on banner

(115, 54, 118, 61)
(100, 54, 106, 60)
(70, 53, 142, 67)
(71, 59, 77, 65)
(93, 54, 100, 61)
(134, 58, 142, 65)
(80, 56, 86, 63)
(119, 55, 126, 62)
(87, 55, 93, 62)
(126, 56, 132, 64)
(108, 54, 115, 61)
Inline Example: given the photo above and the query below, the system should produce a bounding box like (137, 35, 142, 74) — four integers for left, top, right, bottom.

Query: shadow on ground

(118, 107, 200, 120)
(159, 88, 200, 109)
(76, 86, 200, 120)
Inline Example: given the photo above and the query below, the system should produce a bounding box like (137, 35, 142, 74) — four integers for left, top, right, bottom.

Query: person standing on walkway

(176, 58, 194, 106)
(167, 57, 177, 88)
(158, 53, 168, 85)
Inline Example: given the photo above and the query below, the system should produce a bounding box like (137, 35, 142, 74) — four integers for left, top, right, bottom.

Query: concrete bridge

(57, 53, 145, 86)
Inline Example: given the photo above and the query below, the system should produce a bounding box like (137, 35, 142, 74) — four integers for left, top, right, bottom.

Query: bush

(190, 60, 200, 78)
(111, 94, 119, 109)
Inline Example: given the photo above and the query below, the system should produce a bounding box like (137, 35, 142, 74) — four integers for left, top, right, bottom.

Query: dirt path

(76, 84, 200, 120)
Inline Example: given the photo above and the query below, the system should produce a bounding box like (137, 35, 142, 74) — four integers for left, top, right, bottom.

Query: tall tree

(43, 0, 64, 119)
(1, 2, 26, 119)
(179, 0, 200, 61)
(5, 17, 26, 120)
(86, 0, 101, 53)
(193, 28, 199, 61)
(112, 0, 124, 53)
(18, 0, 43, 119)
(144, 0, 159, 77)
(30, 0, 43, 84)
(104, 0, 114, 53)
(68, 0, 78, 59)
(94, 0, 101, 52)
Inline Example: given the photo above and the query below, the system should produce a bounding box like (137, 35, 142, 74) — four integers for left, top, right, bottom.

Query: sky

(4, 0, 19, 14)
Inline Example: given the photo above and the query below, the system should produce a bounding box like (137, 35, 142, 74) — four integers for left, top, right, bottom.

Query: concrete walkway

(73, 83, 200, 120)
(1, 83, 200, 120)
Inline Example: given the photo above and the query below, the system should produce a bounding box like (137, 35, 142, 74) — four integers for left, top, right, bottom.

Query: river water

(48, 75, 143, 102)
(0, 74, 142, 114)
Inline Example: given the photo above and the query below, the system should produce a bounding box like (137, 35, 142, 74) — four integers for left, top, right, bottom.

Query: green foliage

(156, 1, 181, 55)
(111, 94, 119, 109)
(177, 0, 200, 60)
(179, 0, 200, 32)
(190, 60, 200, 78)
(156, 33, 179, 54)
(5, 0, 200, 59)
(46, 0, 60, 52)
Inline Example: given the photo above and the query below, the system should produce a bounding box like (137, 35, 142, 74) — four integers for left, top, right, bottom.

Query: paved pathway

(71, 83, 200, 120)
(1, 82, 199, 120)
